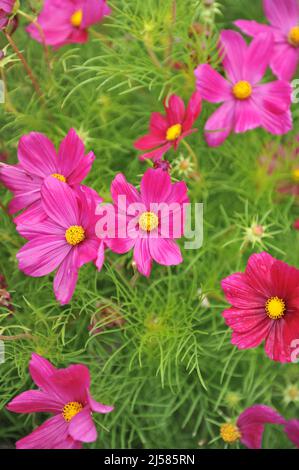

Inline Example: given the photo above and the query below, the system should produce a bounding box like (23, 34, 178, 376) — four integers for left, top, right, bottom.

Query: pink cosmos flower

(220, 405, 285, 449)
(27, 0, 111, 49)
(16, 178, 105, 305)
(0, 129, 95, 225)
(0, 0, 15, 30)
(99, 168, 189, 277)
(7, 353, 114, 449)
(294, 219, 299, 230)
(195, 30, 292, 147)
(235, 0, 299, 81)
(134, 92, 202, 161)
(284, 419, 299, 447)
(221, 252, 299, 363)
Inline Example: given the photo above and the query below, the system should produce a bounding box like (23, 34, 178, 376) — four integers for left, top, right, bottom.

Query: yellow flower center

(265, 296, 286, 320)
(51, 173, 66, 183)
(139, 211, 159, 232)
(292, 168, 299, 182)
(65, 225, 85, 246)
(233, 81, 252, 100)
(71, 9, 83, 27)
(62, 401, 83, 422)
(166, 123, 182, 141)
(288, 26, 299, 47)
(220, 423, 241, 443)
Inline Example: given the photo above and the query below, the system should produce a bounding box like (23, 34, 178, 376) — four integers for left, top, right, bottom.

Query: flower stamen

(166, 123, 182, 141)
(220, 423, 241, 443)
(292, 168, 299, 183)
(233, 81, 252, 100)
(65, 225, 85, 246)
(288, 26, 299, 47)
(62, 401, 83, 422)
(265, 296, 286, 320)
(71, 9, 83, 27)
(51, 173, 66, 183)
(139, 211, 159, 232)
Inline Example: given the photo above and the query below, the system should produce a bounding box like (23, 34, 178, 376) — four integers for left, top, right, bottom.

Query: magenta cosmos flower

(16, 178, 105, 305)
(0, 0, 15, 30)
(27, 0, 111, 49)
(99, 168, 189, 277)
(284, 419, 299, 447)
(7, 353, 114, 449)
(0, 129, 95, 225)
(195, 30, 292, 147)
(134, 92, 202, 161)
(221, 252, 299, 362)
(220, 405, 285, 449)
(235, 0, 299, 81)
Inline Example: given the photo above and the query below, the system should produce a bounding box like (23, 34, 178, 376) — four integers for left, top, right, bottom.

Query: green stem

(181, 139, 199, 170)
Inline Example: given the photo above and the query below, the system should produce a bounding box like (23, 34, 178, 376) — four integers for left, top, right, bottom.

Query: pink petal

(134, 134, 166, 151)
(14, 201, 47, 227)
(149, 238, 183, 266)
(53, 249, 79, 305)
(87, 390, 114, 414)
(265, 321, 291, 362)
(16, 415, 70, 450)
(270, 42, 299, 81)
(165, 94, 185, 125)
(41, 177, 80, 228)
(149, 112, 169, 137)
(244, 32, 273, 84)
(219, 30, 247, 82)
(270, 259, 299, 299)
(284, 420, 299, 448)
(68, 407, 97, 443)
(81, 0, 111, 29)
(223, 307, 269, 334)
(234, 99, 261, 133)
(106, 236, 136, 254)
(140, 168, 172, 207)
(18, 132, 57, 179)
(183, 91, 202, 131)
(0, 163, 41, 213)
(139, 143, 172, 161)
(29, 353, 57, 391)
(195, 64, 231, 103)
(254, 80, 292, 115)
(230, 316, 270, 349)
(263, 0, 299, 32)
(16, 218, 65, 240)
(50, 364, 90, 405)
(237, 404, 286, 449)
(221, 271, 267, 309)
(133, 237, 152, 277)
(204, 101, 235, 147)
(244, 252, 275, 296)
(7, 390, 62, 414)
(57, 128, 94, 185)
(77, 239, 99, 268)
(111, 173, 141, 209)
(235, 19, 274, 37)
(17, 236, 70, 277)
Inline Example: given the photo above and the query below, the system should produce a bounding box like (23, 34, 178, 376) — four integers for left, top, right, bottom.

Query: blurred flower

(284, 419, 299, 448)
(134, 93, 202, 161)
(153, 159, 171, 172)
(173, 154, 195, 178)
(102, 168, 189, 277)
(27, 0, 111, 49)
(235, 0, 299, 81)
(197, 288, 210, 308)
(7, 353, 114, 449)
(16, 180, 105, 305)
(0, 129, 95, 224)
(221, 252, 299, 362)
(220, 405, 285, 448)
(0, 274, 13, 312)
(224, 391, 242, 409)
(89, 301, 125, 334)
(0, 0, 18, 31)
(283, 384, 299, 405)
(195, 30, 292, 147)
